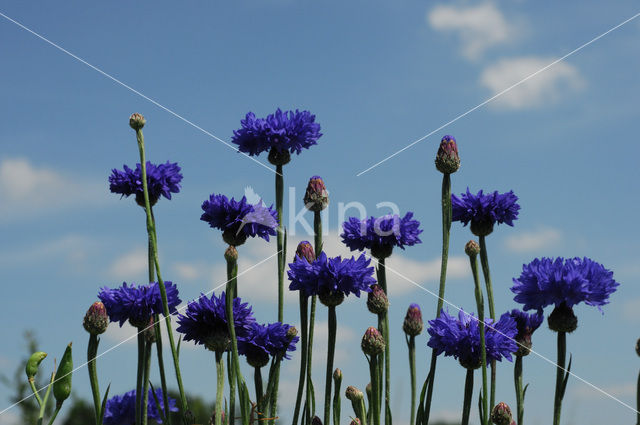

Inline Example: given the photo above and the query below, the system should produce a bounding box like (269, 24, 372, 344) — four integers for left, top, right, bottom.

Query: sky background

(1, 1, 640, 424)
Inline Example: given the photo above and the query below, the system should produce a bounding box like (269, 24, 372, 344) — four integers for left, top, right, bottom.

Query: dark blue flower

(103, 388, 178, 425)
(201, 194, 278, 246)
(176, 292, 256, 352)
(287, 252, 376, 302)
(109, 161, 182, 207)
(341, 213, 422, 258)
(240, 322, 299, 367)
(98, 282, 181, 328)
(451, 188, 520, 236)
(509, 309, 544, 355)
(232, 108, 322, 157)
(511, 257, 619, 314)
(427, 309, 518, 369)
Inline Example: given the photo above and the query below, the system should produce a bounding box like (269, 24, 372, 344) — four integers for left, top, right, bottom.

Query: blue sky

(1, 1, 640, 424)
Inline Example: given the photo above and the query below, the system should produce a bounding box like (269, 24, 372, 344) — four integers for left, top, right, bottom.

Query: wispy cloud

(0, 157, 105, 221)
(108, 247, 148, 280)
(480, 57, 585, 109)
(504, 226, 563, 253)
(0, 233, 96, 268)
(427, 2, 516, 60)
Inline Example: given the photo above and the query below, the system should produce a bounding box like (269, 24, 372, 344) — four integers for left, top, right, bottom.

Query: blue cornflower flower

(509, 309, 544, 356)
(240, 322, 299, 368)
(176, 292, 256, 353)
(98, 281, 181, 328)
(287, 252, 376, 305)
(200, 194, 278, 246)
(231, 109, 322, 164)
(341, 212, 423, 259)
(109, 161, 182, 207)
(103, 388, 178, 425)
(451, 188, 520, 236)
(511, 257, 619, 314)
(427, 309, 518, 369)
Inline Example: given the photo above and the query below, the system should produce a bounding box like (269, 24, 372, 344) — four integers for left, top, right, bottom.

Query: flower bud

(268, 148, 291, 166)
(548, 303, 578, 333)
(129, 113, 146, 130)
(350, 419, 361, 425)
(333, 368, 343, 382)
(365, 382, 372, 401)
(435, 135, 460, 174)
(25, 352, 47, 381)
(367, 284, 389, 315)
(53, 343, 73, 407)
(490, 402, 513, 425)
(345, 385, 364, 402)
(295, 241, 316, 263)
(464, 240, 480, 257)
(311, 416, 322, 425)
(83, 301, 109, 335)
(287, 326, 298, 340)
(361, 327, 385, 356)
(319, 287, 345, 308)
(224, 245, 239, 262)
(402, 304, 423, 336)
(304, 176, 329, 212)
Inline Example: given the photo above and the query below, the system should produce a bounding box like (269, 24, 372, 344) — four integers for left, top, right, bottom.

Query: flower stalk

(87, 335, 102, 425)
(215, 352, 225, 425)
(514, 355, 524, 425)
(406, 335, 416, 425)
(323, 306, 337, 425)
(461, 369, 474, 425)
(478, 235, 496, 408)
(553, 331, 569, 425)
(332, 370, 342, 425)
(292, 294, 309, 425)
(375, 258, 391, 425)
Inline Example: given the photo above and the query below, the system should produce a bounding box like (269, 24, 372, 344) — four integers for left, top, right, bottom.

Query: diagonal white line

(356, 10, 640, 177)
(377, 258, 639, 414)
(0, 11, 279, 176)
(0, 249, 282, 417)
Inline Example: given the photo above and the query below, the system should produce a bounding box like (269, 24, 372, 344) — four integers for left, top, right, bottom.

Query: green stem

(553, 332, 566, 425)
(407, 335, 416, 425)
(46, 403, 62, 425)
(323, 306, 337, 425)
(376, 258, 391, 425)
(515, 355, 524, 425)
(136, 333, 145, 425)
(469, 253, 488, 425)
(276, 163, 285, 322)
(215, 352, 225, 425)
(292, 294, 309, 425)
(255, 367, 264, 412)
(332, 370, 341, 425)
(87, 334, 102, 425)
(478, 235, 496, 409)
(369, 355, 381, 425)
(306, 295, 317, 422)
(636, 368, 640, 425)
(269, 361, 281, 425)
(135, 128, 188, 424)
(422, 173, 451, 425)
(461, 369, 474, 425)
(28, 380, 43, 408)
(37, 371, 55, 425)
(228, 351, 236, 425)
(142, 338, 153, 425)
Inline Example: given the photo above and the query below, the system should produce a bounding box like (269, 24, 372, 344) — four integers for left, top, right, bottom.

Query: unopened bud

(361, 327, 385, 356)
(350, 419, 361, 425)
(25, 352, 47, 380)
(295, 241, 316, 263)
(129, 113, 146, 130)
(224, 245, 239, 261)
(464, 240, 480, 257)
(83, 301, 109, 335)
(345, 385, 364, 402)
(403, 304, 423, 336)
(304, 176, 329, 212)
(367, 284, 389, 315)
(490, 402, 513, 425)
(333, 368, 343, 381)
(311, 416, 322, 425)
(435, 135, 460, 174)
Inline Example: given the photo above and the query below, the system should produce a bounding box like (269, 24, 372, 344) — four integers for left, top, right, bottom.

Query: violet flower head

(509, 309, 543, 356)
(231, 109, 322, 164)
(451, 188, 520, 236)
(98, 281, 181, 328)
(103, 388, 178, 425)
(176, 292, 255, 353)
(240, 322, 299, 368)
(200, 194, 278, 246)
(288, 252, 376, 304)
(341, 212, 422, 259)
(427, 309, 517, 369)
(109, 161, 182, 207)
(511, 257, 619, 314)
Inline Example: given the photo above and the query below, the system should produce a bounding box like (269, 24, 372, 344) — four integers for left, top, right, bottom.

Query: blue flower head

(109, 161, 182, 207)
(451, 188, 520, 236)
(288, 252, 376, 305)
(509, 309, 544, 356)
(103, 388, 178, 425)
(98, 281, 181, 328)
(240, 322, 299, 368)
(176, 292, 256, 353)
(427, 309, 518, 369)
(511, 257, 619, 315)
(200, 194, 278, 246)
(232, 108, 322, 165)
(341, 212, 422, 259)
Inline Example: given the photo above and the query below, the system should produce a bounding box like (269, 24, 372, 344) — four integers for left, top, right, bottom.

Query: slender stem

(407, 335, 416, 425)
(376, 258, 391, 425)
(332, 370, 341, 425)
(292, 295, 309, 425)
(478, 235, 496, 409)
(276, 163, 285, 322)
(306, 295, 317, 422)
(136, 333, 145, 425)
(215, 352, 225, 425)
(228, 352, 236, 425)
(423, 173, 452, 425)
(515, 355, 524, 425)
(269, 361, 281, 425)
(142, 339, 153, 425)
(28, 380, 43, 408)
(324, 307, 337, 425)
(38, 370, 55, 425)
(135, 128, 188, 423)
(369, 355, 381, 425)
(46, 404, 62, 425)
(314, 211, 322, 257)
(255, 367, 264, 412)
(87, 334, 101, 425)
(636, 368, 640, 425)
(461, 369, 474, 425)
(469, 253, 488, 425)
(357, 397, 368, 425)
(553, 332, 566, 425)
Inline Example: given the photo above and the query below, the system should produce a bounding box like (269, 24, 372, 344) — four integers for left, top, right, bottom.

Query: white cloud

(0, 234, 96, 268)
(480, 57, 585, 109)
(108, 247, 148, 280)
(0, 157, 104, 221)
(504, 227, 563, 253)
(428, 2, 516, 60)
(172, 262, 203, 281)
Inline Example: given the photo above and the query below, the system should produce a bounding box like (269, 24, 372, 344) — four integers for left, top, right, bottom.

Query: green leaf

(99, 383, 111, 425)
